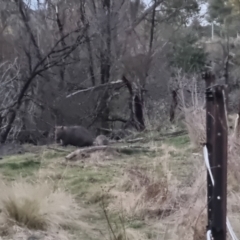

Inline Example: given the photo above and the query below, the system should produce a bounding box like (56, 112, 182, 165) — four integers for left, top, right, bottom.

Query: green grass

(165, 135, 190, 148)
(128, 220, 145, 229)
(62, 165, 116, 201)
(42, 150, 69, 159)
(0, 153, 42, 179)
(0, 133, 199, 240)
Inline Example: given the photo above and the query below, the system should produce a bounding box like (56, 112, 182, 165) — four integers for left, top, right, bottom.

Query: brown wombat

(54, 126, 94, 147)
(93, 135, 109, 146)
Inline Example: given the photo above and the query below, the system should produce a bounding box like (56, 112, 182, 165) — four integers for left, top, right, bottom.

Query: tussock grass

(104, 140, 210, 239)
(108, 147, 180, 220)
(0, 226, 71, 240)
(107, 227, 146, 240)
(182, 100, 240, 194)
(105, 111, 240, 239)
(184, 107, 206, 147)
(0, 178, 80, 233)
(170, 161, 207, 240)
(1, 113, 240, 240)
(175, 75, 240, 239)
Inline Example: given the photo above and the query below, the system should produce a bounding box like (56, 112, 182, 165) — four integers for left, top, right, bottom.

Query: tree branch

(66, 80, 124, 98)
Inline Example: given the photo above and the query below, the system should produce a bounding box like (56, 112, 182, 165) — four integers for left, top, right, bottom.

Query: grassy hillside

(0, 129, 239, 240)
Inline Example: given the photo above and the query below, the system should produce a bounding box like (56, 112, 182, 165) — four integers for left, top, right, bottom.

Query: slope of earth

(0, 131, 239, 240)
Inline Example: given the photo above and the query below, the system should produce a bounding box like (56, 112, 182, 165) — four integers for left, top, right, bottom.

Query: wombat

(93, 135, 109, 146)
(54, 125, 94, 147)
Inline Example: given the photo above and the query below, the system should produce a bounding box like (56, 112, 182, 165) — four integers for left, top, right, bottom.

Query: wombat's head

(93, 135, 109, 146)
(54, 126, 65, 143)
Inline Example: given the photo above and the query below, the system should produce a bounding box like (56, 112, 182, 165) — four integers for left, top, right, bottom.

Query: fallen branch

(65, 145, 155, 161)
(58, 129, 188, 160)
(160, 130, 187, 137)
(111, 130, 187, 143)
(66, 80, 123, 98)
(109, 137, 144, 144)
(47, 146, 71, 153)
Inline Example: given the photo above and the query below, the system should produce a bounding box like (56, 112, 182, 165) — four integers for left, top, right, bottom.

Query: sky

(142, 0, 209, 26)
(25, 0, 209, 25)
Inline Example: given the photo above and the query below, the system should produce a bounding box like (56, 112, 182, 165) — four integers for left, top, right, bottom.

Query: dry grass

(0, 178, 81, 236)
(174, 73, 240, 239)
(1, 108, 240, 240)
(183, 107, 206, 147)
(103, 140, 214, 240)
(171, 72, 206, 148)
(171, 163, 207, 240)
(1, 226, 71, 240)
(106, 120, 240, 240)
(107, 145, 181, 221)
(182, 100, 240, 193)
(176, 72, 240, 149)
(163, 149, 240, 240)
(227, 132, 240, 192)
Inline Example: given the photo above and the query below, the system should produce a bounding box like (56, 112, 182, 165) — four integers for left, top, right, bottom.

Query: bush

(0, 178, 80, 231)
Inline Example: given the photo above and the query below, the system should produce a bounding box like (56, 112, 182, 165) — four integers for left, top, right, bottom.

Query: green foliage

(160, 0, 200, 25)
(207, 0, 240, 37)
(208, 0, 232, 24)
(168, 31, 207, 73)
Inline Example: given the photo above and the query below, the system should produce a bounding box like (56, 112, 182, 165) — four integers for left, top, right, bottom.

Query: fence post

(211, 85, 228, 240)
(204, 72, 216, 231)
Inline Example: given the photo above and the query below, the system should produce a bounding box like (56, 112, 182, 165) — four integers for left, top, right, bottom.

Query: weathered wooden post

(204, 72, 216, 232)
(211, 85, 228, 240)
(204, 66, 228, 239)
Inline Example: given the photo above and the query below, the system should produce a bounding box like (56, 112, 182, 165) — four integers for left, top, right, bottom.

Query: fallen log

(160, 130, 187, 137)
(109, 137, 144, 144)
(65, 145, 156, 161)
(110, 130, 187, 144)
(47, 146, 71, 153)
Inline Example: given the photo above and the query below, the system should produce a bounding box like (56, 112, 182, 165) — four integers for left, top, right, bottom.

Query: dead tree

(55, 2, 67, 88)
(80, 0, 96, 86)
(169, 89, 178, 123)
(122, 75, 145, 131)
(97, 0, 112, 130)
(0, 16, 87, 143)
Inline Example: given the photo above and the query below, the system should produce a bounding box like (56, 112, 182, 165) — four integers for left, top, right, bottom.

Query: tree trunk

(122, 75, 145, 131)
(99, 52, 110, 129)
(0, 110, 16, 143)
(149, 0, 156, 51)
(170, 90, 178, 123)
(224, 54, 229, 112)
(0, 114, 3, 130)
(134, 94, 145, 130)
(80, 0, 96, 86)
(98, 0, 111, 130)
(56, 5, 67, 88)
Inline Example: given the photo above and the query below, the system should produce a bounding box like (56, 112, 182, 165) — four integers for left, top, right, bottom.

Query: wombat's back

(62, 126, 94, 147)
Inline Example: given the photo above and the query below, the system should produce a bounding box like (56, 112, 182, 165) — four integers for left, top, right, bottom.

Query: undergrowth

(0, 112, 240, 240)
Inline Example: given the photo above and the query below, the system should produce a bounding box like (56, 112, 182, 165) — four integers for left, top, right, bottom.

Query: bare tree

(0, 0, 87, 143)
(0, 0, 203, 143)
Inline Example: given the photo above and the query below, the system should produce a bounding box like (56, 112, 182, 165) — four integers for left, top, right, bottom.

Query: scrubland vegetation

(0, 114, 239, 240)
(1, 0, 240, 239)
